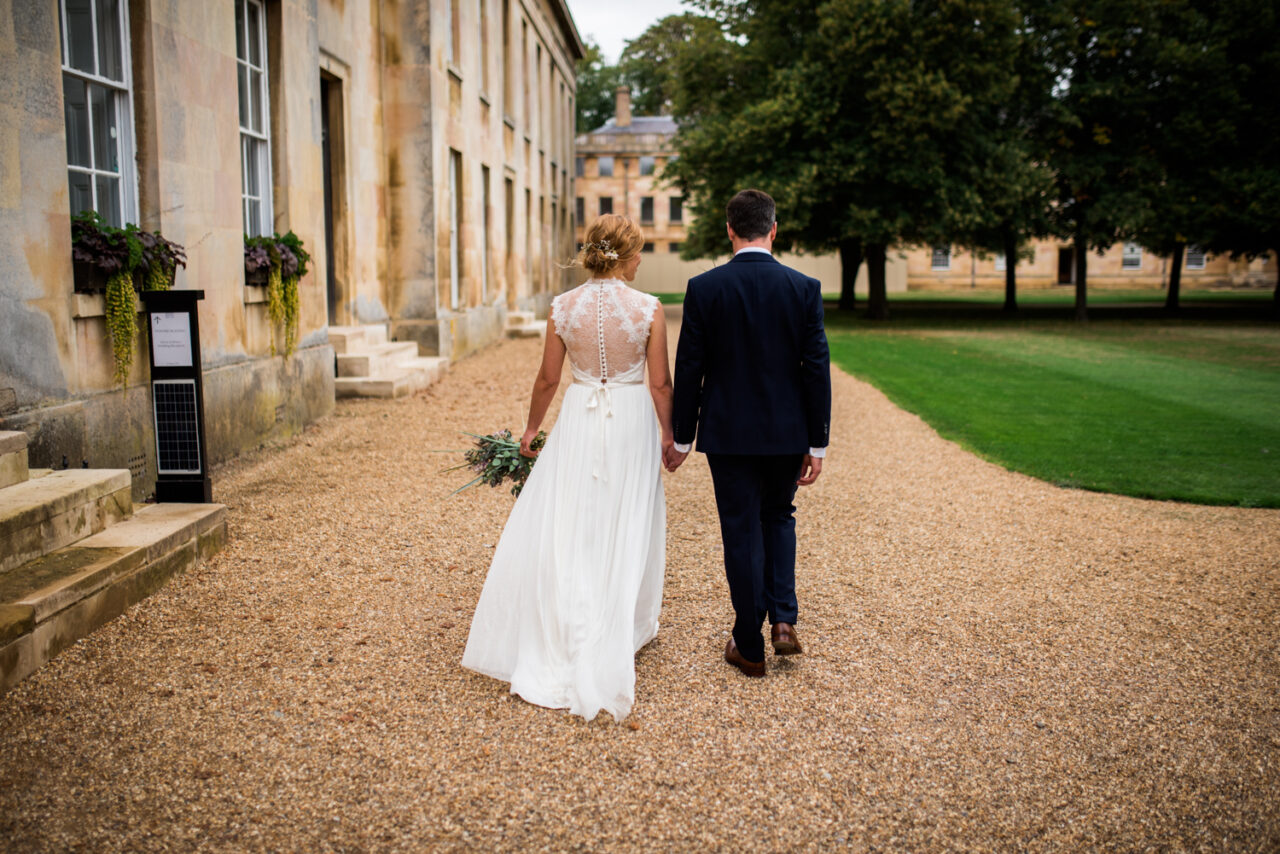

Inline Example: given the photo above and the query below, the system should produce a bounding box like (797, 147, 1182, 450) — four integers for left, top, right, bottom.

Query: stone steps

(0, 503, 226, 694)
(328, 324, 447, 399)
(0, 468, 132, 575)
(0, 429, 228, 695)
(504, 310, 546, 339)
(334, 357, 449, 399)
(336, 341, 420, 377)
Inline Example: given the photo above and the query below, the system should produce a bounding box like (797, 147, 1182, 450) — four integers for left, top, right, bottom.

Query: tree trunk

(866, 243, 889, 320)
(1002, 227, 1018, 312)
(1164, 241, 1185, 312)
(1074, 234, 1089, 323)
(838, 239, 863, 311)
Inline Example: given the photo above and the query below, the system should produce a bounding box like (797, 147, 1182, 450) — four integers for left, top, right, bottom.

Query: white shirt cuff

(674, 442, 692, 453)
(809, 447, 826, 458)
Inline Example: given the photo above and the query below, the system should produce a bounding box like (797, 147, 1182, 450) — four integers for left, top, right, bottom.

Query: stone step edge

(0, 469, 133, 576)
(0, 503, 227, 695)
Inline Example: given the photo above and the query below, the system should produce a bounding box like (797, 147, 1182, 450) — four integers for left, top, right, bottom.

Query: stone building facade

(903, 241, 1276, 291)
(0, 0, 582, 499)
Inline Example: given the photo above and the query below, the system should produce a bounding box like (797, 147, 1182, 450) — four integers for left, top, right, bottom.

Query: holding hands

(662, 438, 688, 473)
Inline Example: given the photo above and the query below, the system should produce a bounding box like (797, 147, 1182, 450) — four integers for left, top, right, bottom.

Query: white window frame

(1185, 245, 1206, 270)
(1122, 242, 1142, 270)
(236, 0, 273, 238)
(931, 245, 951, 272)
(60, 0, 139, 228)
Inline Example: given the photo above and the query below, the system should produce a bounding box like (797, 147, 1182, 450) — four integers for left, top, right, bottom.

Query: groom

(665, 189, 831, 678)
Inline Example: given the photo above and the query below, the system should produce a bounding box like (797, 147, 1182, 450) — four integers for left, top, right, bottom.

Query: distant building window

(61, 0, 138, 228)
(669, 242, 683, 253)
(1122, 242, 1142, 270)
(597, 156, 614, 177)
(931, 245, 951, 271)
(669, 196, 683, 223)
(994, 253, 1007, 272)
(575, 156, 585, 177)
(575, 196, 584, 223)
(642, 242, 654, 253)
(1185, 245, 1206, 270)
(599, 196, 613, 215)
(639, 156, 655, 176)
(640, 196, 654, 224)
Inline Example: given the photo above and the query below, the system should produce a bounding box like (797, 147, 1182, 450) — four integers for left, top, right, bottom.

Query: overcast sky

(565, 0, 694, 63)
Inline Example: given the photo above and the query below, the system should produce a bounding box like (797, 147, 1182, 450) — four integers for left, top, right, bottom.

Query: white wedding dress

(462, 278, 666, 722)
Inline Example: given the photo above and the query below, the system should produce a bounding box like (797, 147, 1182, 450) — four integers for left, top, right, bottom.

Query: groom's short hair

(726, 189, 776, 240)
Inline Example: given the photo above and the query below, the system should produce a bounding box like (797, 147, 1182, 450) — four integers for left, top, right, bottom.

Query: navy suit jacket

(672, 252, 831, 455)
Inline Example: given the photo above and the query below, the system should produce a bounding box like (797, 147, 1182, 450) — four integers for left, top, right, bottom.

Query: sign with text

(149, 311, 193, 367)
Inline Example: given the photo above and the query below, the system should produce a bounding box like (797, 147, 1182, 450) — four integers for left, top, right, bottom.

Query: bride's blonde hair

(575, 214, 644, 278)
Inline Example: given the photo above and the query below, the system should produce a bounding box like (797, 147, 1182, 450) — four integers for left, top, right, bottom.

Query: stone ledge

(0, 470, 133, 575)
(0, 604, 34, 646)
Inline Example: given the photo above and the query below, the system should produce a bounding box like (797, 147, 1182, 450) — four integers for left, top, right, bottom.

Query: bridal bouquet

(445, 430, 546, 497)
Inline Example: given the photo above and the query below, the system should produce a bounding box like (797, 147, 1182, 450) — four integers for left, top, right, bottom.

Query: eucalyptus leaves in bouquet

(445, 430, 547, 497)
(71, 211, 187, 386)
(244, 230, 311, 357)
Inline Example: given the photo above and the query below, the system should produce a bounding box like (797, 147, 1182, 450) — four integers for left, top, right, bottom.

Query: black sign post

(140, 289, 212, 502)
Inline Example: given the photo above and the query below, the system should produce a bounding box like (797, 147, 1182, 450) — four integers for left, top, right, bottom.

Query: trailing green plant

(245, 231, 311, 357)
(71, 211, 187, 386)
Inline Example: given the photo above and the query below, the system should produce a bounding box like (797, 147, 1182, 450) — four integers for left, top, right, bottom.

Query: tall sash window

(60, 0, 137, 228)
(236, 0, 273, 237)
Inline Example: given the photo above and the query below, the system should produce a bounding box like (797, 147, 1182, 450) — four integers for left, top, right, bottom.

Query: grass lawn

(821, 290, 1280, 507)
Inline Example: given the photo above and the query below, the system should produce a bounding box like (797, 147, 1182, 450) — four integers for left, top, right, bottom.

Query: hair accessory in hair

(586, 239, 619, 260)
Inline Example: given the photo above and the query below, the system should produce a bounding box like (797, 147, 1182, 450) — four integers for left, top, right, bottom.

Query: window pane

(68, 170, 94, 217)
(1186, 245, 1206, 268)
(235, 0, 246, 62)
(598, 156, 613, 177)
(64, 0, 96, 73)
(669, 242, 682, 253)
(237, 64, 250, 128)
(96, 173, 121, 226)
(642, 242, 654, 253)
(640, 196, 653, 223)
(90, 83, 118, 173)
(575, 157, 584, 177)
(249, 69, 264, 133)
(669, 197, 682, 222)
(242, 136, 260, 198)
(639, 156, 654, 176)
(599, 197, 612, 215)
(247, 2, 262, 68)
(94, 0, 122, 81)
(247, 197, 262, 238)
(63, 76, 92, 168)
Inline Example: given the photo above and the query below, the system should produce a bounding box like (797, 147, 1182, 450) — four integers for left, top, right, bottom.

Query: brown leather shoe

(771, 622, 803, 656)
(724, 638, 766, 678)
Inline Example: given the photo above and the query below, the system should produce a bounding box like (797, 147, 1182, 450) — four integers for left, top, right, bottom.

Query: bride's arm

(520, 315, 567, 457)
(645, 304, 675, 453)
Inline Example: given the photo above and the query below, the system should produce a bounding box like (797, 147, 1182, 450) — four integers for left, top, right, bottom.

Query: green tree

(1199, 0, 1280, 313)
(668, 0, 1025, 319)
(618, 14, 726, 117)
(575, 40, 622, 133)
(1024, 0, 1168, 321)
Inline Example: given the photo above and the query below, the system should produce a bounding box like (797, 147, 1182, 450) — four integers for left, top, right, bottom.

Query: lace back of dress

(553, 281, 656, 384)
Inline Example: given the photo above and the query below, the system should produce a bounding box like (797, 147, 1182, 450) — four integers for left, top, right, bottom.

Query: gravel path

(1, 313, 1277, 851)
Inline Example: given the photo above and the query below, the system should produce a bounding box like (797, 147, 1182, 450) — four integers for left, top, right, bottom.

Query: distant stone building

(572, 88, 903, 295)
(0, 0, 582, 498)
(903, 241, 1275, 291)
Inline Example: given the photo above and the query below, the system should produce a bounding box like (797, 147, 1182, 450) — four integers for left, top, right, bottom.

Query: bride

(462, 214, 673, 722)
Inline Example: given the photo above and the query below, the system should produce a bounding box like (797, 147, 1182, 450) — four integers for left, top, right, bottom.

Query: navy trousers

(706, 453, 805, 663)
